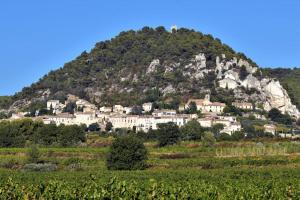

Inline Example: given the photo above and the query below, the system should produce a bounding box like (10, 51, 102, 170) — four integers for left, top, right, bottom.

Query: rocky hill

(2, 26, 300, 118)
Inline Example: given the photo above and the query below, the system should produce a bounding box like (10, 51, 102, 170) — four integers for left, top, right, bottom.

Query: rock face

(214, 54, 300, 118)
(262, 79, 300, 118)
(146, 59, 160, 74)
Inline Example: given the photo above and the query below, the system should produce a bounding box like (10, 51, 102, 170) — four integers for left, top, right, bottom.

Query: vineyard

(0, 139, 299, 199)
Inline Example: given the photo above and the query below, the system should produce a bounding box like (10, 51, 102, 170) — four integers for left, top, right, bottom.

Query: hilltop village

(7, 93, 293, 138)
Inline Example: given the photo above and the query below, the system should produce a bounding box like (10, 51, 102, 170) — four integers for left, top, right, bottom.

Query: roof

(187, 99, 205, 105)
(233, 102, 252, 106)
(152, 109, 176, 113)
(209, 102, 226, 107)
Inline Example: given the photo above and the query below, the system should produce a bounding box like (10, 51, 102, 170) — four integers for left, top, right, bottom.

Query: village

(8, 94, 287, 137)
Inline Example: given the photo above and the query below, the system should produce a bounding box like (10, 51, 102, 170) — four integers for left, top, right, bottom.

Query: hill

(1, 26, 299, 118)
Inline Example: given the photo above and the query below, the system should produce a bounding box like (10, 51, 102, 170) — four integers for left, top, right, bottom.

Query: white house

(108, 114, 139, 130)
(197, 118, 213, 128)
(100, 106, 112, 113)
(152, 109, 177, 117)
(43, 113, 76, 126)
(220, 122, 242, 135)
(142, 102, 153, 112)
(74, 112, 98, 126)
(108, 113, 194, 132)
(113, 105, 124, 113)
(47, 100, 65, 114)
(233, 102, 253, 110)
(123, 107, 133, 114)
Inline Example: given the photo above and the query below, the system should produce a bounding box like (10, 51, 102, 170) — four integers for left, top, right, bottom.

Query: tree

(186, 102, 197, 114)
(106, 135, 147, 170)
(131, 106, 143, 115)
(105, 122, 113, 132)
(63, 102, 76, 114)
(211, 123, 224, 138)
(88, 123, 100, 132)
(58, 125, 86, 147)
(180, 120, 203, 140)
(33, 124, 59, 146)
(157, 122, 181, 147)
(202, 132, 216, 147)
(268, 108, 292, 125)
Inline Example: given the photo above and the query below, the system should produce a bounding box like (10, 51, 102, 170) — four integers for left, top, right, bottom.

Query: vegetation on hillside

(7, 26, 257, 108)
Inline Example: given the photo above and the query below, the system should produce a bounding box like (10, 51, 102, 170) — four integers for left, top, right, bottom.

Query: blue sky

(0, 0, 299, 95)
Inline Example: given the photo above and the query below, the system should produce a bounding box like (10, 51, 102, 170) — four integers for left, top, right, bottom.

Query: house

(178, 104, 185, 112)
(264, 124, 276, 135)
(123, 107, 133, 114)
(152, 109, 177, 117)
(74, 112, 98, 126)
(218, 116, 237, 123)
(142, 102, 153, 112)
(10, 113, 25, 120)
(186, 94, 226, 114)
(100, 106, 112, 113)
(47, 100, 60, 110)
(198, 118, 213, 128)
(76, 99, 97, 113)
(108, 113, 194, 132)
(233, 102, 253, 110)
(47, 100, 65, 114)
(43, 113, 76, 125)
(109, 114, 139, 130)
(220, 122, 242, 135)
(113, 105, 124, 113)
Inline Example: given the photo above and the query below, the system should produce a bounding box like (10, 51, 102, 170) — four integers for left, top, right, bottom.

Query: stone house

(186, 94, 226, 114)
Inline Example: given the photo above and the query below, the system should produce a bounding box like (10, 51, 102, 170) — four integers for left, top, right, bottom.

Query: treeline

(0, 119, 86, 147)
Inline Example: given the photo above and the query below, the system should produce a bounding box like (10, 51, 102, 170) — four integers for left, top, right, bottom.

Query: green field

(0, 137, 300, 199)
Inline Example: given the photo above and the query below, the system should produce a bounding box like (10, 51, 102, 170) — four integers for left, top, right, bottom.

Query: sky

(0, 0, 300, 96)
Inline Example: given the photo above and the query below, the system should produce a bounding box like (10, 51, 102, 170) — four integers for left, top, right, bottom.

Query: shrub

(180, 120, 204, 141)
(157, 122, 181, 147)
(106, 135, 148, 170)
(0, 159, 20, 169)
(23, 163, 57, 172)
(64, 158, 83, 171)
(27, 145, 41, 163)
(202, 132, 216, 147)
(218, 133, 232, 141)
(231, 131, 245, 141)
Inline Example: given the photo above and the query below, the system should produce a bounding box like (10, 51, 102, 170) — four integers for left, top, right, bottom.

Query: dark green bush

(107, 135, 148, 170)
